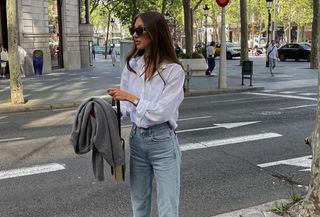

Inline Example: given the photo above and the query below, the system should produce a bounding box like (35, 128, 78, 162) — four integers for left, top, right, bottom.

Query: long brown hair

(126, 11, 181, 79)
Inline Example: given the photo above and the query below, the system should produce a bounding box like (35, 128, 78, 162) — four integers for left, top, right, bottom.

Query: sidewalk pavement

(0, 55, 317, 216)
(1, 54, 317, 115)
(0, 55, 253, 114)
(212, 199, 289, 217)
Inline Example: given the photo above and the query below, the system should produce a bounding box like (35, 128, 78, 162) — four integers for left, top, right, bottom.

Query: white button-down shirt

(120, 55, 185, 129)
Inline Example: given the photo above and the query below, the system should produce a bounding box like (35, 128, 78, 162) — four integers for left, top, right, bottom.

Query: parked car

(277, 43, 311, 62)
(215, 41, 241, 59)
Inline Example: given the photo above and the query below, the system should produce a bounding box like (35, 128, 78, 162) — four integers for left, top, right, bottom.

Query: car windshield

(226, 42, 239, 47)
(300, 43, 311, 50)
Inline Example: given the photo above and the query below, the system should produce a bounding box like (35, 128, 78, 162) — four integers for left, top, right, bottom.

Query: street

(0, 81, 316, 216)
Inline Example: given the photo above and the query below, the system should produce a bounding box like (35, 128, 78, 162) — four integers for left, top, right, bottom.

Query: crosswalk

(261, 89, 317, 97)
(1, 90, 316, 182)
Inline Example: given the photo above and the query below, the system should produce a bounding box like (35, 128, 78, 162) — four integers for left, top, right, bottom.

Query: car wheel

(279, 54, 286, 61)
(227, 52, 232, 60)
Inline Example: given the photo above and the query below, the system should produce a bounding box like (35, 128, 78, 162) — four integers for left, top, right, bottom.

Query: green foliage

(88, 0, 314, 43)
(33, 50, 43, 57)
(271, 189, 303, 215)
(178, 51, 203, 59)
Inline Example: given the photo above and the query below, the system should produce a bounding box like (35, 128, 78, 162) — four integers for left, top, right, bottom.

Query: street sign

(216, 0, 230, 7)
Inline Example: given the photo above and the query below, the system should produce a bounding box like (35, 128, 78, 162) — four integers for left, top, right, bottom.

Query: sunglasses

(129, 27, 147, 36)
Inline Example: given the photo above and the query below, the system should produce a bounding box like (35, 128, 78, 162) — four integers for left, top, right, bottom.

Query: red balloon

(216, 0, 230, 7)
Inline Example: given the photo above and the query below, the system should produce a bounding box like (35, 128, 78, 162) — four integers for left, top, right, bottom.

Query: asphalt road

(0, 84, 316, 217)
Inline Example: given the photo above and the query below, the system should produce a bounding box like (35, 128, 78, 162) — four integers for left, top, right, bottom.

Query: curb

(0, 87, 263, 114)
(212, 199, 288, 217)
(184, 86, 264, 96)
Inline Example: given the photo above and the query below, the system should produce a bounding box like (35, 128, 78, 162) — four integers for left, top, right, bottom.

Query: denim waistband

(132, 122, 171, 133)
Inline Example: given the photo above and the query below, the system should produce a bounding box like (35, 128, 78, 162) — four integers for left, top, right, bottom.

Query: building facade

(0, 0, 93, 75)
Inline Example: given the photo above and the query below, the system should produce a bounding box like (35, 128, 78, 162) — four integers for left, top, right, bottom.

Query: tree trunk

(132, 0, 139, 22)
(183, 0, 192, 56)
(289, 3, 320, 216)
(7, 0, 24, 104)
(310, 0, 320, 69)
(161, 0, 167, 15)
(289, 71, 320, 216)
(240, 0, 249, 64)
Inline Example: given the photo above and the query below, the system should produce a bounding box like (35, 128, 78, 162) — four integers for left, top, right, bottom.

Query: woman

(110, 44, 116, 66)
(205, 41, 216, 76)
(107, 12, 184, 217)
(0, 46, 8, 78)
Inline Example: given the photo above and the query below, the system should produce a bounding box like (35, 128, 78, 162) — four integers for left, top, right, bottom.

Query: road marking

(257, 155, 311, 171)
(176, 121, 261, 133)
(243, 92, 317, 101)
(0, 137, 24, 143)
(180, 132, 282, 151)
(279, 104, 316, 110)
(262, 90, 277, 92)
(178, 116, 212, 121)
(280, 91, 297, 94)
(299, 93, 317, 96)
(0, 163, 66, 180)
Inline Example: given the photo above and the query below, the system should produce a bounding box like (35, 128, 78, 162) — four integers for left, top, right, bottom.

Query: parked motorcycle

(254, 46, 264, 56)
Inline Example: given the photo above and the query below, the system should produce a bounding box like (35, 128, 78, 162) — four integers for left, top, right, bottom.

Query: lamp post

(273, 0, 278, 41)
(204, 4, 209, 59)
(266, 0, 273, 67)
(110, 18, 115, 45)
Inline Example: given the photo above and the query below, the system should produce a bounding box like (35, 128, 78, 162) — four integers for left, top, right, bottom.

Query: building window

(49, 0, 63, 68)
(79, 0, 89, 24)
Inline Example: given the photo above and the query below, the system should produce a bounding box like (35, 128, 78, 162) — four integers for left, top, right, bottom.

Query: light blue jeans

(129, 122, 181, 217)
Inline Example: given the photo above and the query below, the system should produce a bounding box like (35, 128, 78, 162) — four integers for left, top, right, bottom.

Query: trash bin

(241, 60, 253, 86)
(33, 50, 43, 76)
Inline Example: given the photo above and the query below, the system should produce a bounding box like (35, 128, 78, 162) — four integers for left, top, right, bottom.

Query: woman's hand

(107, 88, 137, 104)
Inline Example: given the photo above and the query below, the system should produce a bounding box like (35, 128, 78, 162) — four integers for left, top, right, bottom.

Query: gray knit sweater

(70, 97, 125, 181)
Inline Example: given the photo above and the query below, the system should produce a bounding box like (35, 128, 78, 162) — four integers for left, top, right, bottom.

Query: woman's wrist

(133, 97, 140, 106)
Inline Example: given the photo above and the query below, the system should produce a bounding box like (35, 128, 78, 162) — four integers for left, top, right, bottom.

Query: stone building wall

(17, 0, 93, 75)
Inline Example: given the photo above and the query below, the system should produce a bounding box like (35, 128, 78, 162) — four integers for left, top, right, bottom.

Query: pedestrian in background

(267, 40, 278, 76)
(92, 45, 96, 59)
(18, 45, 27, 77)
(107, 11, 184, 217)
(0, 46, 8, 78)
(110, 44, 116, 66)
(205, 41, 216, 76)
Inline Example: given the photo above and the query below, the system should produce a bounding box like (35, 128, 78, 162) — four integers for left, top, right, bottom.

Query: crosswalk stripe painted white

(257, 155, 311, 171)
(279, 104, 316, 110)
(0, 137, 24, 143)
(299, 93, 317, 96)
(0, 163, 66, 180)
(243, 92, 317, 101)
(280, 91, 297, 94)
(180, 132, 282, 151)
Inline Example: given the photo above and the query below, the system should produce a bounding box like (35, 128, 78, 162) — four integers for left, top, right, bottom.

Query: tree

(183, 0, 192, 56)
(310, 0, 320, 69)
(240, 0, 249, 63)
(182, 0, 204, 57)
(288, 2, 320, 215)
(7, 0, 24, 104)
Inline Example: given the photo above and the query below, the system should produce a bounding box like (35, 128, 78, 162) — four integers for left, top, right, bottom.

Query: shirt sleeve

(120, 65, 133, 118)
(135, 64, 185, 125)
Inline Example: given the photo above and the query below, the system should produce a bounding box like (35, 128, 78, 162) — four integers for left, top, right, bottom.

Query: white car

(226, 42, 241, 59)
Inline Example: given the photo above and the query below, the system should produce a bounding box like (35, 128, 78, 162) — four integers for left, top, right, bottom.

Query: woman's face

(133, 17, 151, 50)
